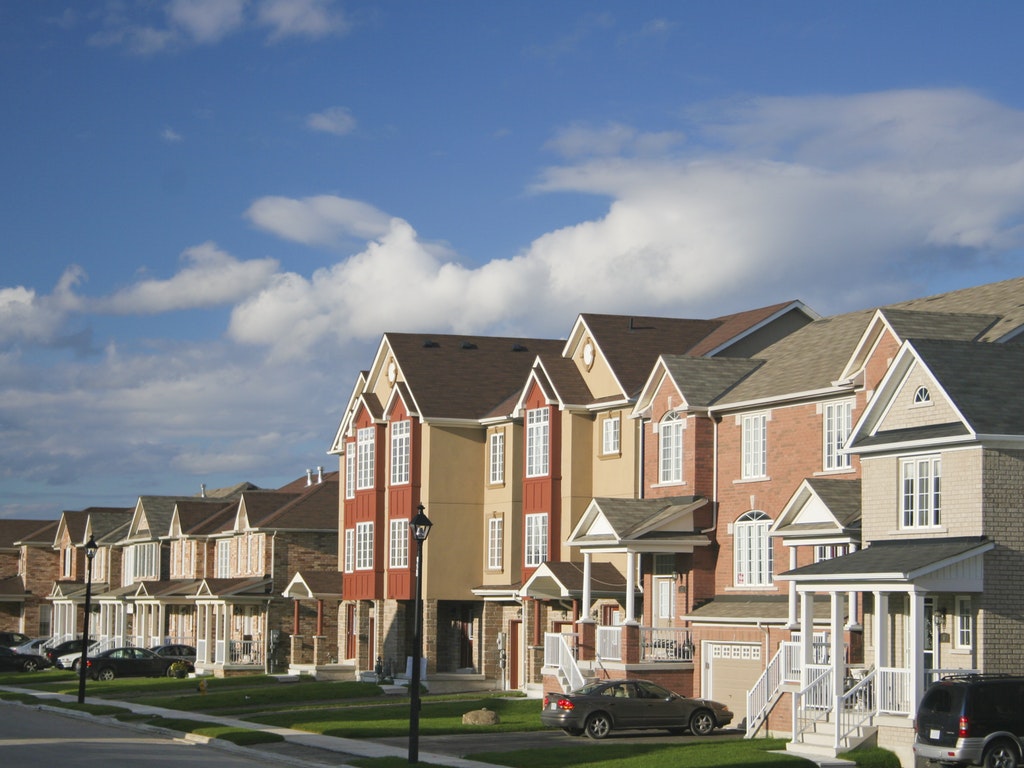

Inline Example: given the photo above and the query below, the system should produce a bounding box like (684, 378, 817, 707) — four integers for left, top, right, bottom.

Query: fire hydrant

(197, 678, 207, 695)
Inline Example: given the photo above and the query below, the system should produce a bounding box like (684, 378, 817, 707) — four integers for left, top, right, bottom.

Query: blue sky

(3, 1, 1024, 519)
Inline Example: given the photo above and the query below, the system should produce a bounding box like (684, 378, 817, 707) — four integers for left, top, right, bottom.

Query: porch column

(580, 552, 592, 620)
(873, 591, 889, 669)
(830, 590, 844, 749)
(624, 551, 637, 624)
(910, 590, 926, 712)
(293, 599, 300, 635)
(845, 591, 860, 630)
(799, 589, 814, 685)
(786, 547, 798, 628)
(316, 599, 324, 636)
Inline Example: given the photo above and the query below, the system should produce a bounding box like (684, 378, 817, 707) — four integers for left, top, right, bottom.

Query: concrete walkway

(1, 686, 506, 768)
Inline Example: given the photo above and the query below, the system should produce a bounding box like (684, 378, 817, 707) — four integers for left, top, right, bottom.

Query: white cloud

(94, 242, 278, 314)
(257, 0, 349, 40)
(545, 121, 685, 159)
(0, 267, 85, 347)
(307, 106, 356, 136)
(167, 0, 246, 44)
(245, 195, 393, 245)
(162, 126, 184, 142)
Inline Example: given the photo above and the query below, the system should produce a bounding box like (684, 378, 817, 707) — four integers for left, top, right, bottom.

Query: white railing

(544, 632, 584, 692)
(876, 667, 911, 715)
(229, 639, 263, 665)
(794, 664, 833, 741)
(837, 667, 876, 749)
(639, 626, 694, 662)
(746, 641, 800, 738)
(596, 626, 622, 661)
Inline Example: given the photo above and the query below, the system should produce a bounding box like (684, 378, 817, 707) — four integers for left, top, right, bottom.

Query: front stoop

(787, 719, 877, 760)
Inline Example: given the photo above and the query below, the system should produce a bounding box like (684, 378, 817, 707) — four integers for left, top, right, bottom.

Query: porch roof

(520, 561, 631, 600)
(777, 536, 992, 585)
(568, 496, 711, 549)
(282, 570, 343, 599)
(0, 575, 29, 601)
(685, 594, 838, 624)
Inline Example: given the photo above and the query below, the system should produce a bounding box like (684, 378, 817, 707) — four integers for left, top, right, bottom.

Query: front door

(924, 597, 935, 672)
(345, 604, 357, 660)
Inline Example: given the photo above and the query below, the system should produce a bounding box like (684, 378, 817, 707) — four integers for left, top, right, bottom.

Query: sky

(2, 1, 1024, 520)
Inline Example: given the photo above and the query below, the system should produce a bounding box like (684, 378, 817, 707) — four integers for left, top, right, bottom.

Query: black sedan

(541, 679, 733, 739)
(150, 644, 197, 664)
(0, 646, 51, 672)
(86, 647, 176, 680)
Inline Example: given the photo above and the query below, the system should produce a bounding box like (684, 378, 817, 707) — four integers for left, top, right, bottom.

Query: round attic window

(583, 341, 595, 370)
(387, 360, 397, 384)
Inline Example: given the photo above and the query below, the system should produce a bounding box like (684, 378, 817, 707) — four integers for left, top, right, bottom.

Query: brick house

(0, 519, 58, 640)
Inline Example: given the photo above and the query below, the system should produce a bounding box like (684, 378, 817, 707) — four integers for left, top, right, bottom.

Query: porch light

(77, 535, 98, 704)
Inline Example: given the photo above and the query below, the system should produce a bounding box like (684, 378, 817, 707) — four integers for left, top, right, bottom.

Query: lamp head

(410, 505, 433, 541)
(84, 535, 98, 560)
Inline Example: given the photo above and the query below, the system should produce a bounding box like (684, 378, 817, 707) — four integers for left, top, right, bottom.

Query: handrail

(746, 641, 800, 738)
(837, 667, 875, 750)
(793, 665, 833, 742)
(556, 633, 584, 691)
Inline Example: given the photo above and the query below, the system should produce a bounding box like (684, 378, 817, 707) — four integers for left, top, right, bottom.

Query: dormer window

(913, 386, 931, 405)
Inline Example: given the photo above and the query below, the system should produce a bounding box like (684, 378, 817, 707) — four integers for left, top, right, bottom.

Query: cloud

(257, 0, 349, 41)
(0, 267, 85, 347)
(167, 0, 246, 44)
(228, 89, 1024, 362)
(93, 242, 278, 314)
(307, 106, 356, 136)
(162, 127, 184, 142)
(545, 122, 685, 158)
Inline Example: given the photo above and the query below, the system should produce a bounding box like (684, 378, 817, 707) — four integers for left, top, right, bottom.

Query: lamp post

(77, 535, 98, 704)
(408, 504, 433, 764)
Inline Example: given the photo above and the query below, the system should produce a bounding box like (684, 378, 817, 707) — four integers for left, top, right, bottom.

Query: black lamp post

(77, 535, 98, 704)
(408, 504, 433, 764)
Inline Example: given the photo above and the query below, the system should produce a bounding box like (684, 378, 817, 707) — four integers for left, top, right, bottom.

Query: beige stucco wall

(480, 422, 523, 587)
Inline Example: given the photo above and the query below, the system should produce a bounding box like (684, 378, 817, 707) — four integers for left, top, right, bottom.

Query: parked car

(0, 631, 30, 649)
(87, 647, 176, 680)
(46, 638, 99, 671)
(13, 638, 49, 656)
(0, 646, 51, 672)
(150, 644, 197, 666)
(914, 674, 1024, 768)
(541, 679, 733, 739)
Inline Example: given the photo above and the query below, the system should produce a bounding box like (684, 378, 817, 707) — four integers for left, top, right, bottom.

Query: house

(0, 519, 59, 639)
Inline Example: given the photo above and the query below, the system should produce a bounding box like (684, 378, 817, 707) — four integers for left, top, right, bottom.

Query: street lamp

(77, 535, 98, 704)
(408, 504, 433, 764)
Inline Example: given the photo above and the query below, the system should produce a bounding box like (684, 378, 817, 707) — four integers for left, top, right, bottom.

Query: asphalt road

(0, 702, 288, 768)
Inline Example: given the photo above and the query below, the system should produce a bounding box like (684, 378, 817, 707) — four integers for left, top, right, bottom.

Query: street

(0, 702, 285, 768)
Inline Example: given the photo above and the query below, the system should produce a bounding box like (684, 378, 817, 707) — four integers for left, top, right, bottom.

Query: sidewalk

(1, 685, 506, 768)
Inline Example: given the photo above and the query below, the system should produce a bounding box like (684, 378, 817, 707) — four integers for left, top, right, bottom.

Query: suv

(914, 674, 1024, 768)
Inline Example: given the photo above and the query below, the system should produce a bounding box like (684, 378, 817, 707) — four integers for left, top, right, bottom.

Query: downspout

(637, 417, 647, 499)
(699, 412, 721, 535)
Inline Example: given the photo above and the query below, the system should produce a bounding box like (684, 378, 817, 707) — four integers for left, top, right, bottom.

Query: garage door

(704, 642, 763, 728)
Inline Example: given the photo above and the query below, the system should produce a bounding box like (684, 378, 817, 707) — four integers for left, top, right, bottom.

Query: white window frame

(656, 577, 673, 620)
(814, 544, 850, 562)
(901, 455, 941, 528)
(356, 427, 375, 490)
(525, 513, 548, 567)
(734, 510, 773, 587)
(62, 546, 73, 578)
(489, 431, 505, 485)
(355, 521, 374, 570)
(390, 519, 409, 568)
(390, 420, 410, 485)
(345, 450, 355, 500)
(602, 415, 621, 456)
(344, 529, 354, 573)
(955, 595, 973, 649)
(741, 413, 768, 479)
(216, 539, 231, 578)
(823, 400, 853, 471)
(488, 516, 504, 570)
(525, 408, 549, 478)
(659, 412, 683, 484)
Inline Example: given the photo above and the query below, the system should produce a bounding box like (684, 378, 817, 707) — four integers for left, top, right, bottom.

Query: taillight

(86, 659, 93, 668)
(555, 697, 574, 711)
(959, 715, 969, 738)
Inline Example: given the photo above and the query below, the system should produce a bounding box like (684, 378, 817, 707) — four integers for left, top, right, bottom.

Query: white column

(910, 590, 926, 713)
(580, 552, 593, 620)
(845, 591, 860, 630)
(874, 591, 889, 669)
(624, 551, 637, 624)
(800, 590, 814, 680)
(830, 590, 844, 750)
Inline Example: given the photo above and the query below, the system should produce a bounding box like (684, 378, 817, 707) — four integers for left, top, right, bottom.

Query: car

(0, 631, 30, 649)
(540, 679, 733, 739)
(150, 644, 197, 665)
(87, 646, 176, 680)
(0, 646, 51, 672)
(46, 638, 99, 671)
(914, 674, 1024, 768)
(13, 638, 49, 656)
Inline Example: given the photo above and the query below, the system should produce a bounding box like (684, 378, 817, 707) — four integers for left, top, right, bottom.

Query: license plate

(549, 702, 558, 710)
(930, 729, 941, 740)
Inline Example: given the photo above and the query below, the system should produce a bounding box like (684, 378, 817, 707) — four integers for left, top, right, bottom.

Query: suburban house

(0, 518, 58, 640)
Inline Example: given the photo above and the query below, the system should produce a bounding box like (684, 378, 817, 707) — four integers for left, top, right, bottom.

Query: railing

(746, 641, 800, 738)
(639, 626, 694, 662)
(544, 632, 584, 692)
(229, 639, 264, 666)
(794, 664, 833, 741)
(837, 667, 876, 749)
(876, 667, 911, 715)
(596, 626, 622, 661)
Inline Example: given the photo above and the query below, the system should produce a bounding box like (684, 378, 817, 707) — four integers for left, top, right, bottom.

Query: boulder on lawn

(462, 707, 500, 725)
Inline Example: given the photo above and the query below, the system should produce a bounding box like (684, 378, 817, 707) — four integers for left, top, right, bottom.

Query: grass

(140, 716, 285, 746)
(139, 679, 382, 712)
(247, 696, 545, 737)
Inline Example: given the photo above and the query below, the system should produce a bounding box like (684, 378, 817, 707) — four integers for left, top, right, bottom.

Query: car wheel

(97, 667, 116, 682)
(983, 740, 1020, 768)
(561, 727, 584, 737)
(71, 658, 81, 672)
(22, 659, 39, 672)
(689, 709, 715, 736)
(584, 712, 613, 739)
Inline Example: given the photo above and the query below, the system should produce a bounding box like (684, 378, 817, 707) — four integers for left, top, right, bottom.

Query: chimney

(200, 483, 206, 498)
(317, 466, 324, 484)
(306, 468, 313, 486)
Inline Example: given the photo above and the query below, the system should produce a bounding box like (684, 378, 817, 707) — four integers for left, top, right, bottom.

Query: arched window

(913, 386, 931, 404)
(734, 511, 773, 587)
(659, 412, 683, 484)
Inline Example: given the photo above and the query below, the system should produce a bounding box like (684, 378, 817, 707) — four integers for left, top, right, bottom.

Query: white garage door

(704, 642, 763, 728)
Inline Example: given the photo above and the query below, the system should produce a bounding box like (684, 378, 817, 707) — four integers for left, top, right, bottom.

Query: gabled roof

(282, 570, 343, 599)
(520, 561, 631, 600)
(192, 576, 272, 598)
(251, 475, 340, 530)
(568, 496, 710, 550)
(884, 275, 1024, 342)
(0, 519, 58, 549)
(0, 575, 29, 599)
(686, 594, 837, 624)
(633, 355, 764, 417)
(170, 499, 237, 537)
(770, 478, 861, 541)
(778, 536, 993, 585)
